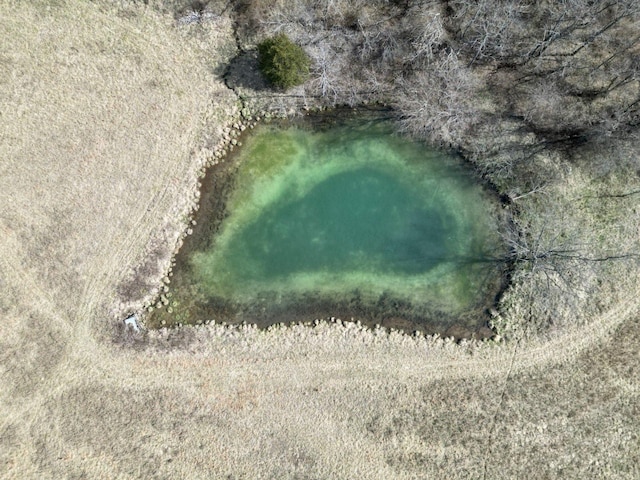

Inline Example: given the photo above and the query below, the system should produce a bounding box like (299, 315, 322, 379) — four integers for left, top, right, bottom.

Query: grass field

(1, 1, 639, 478)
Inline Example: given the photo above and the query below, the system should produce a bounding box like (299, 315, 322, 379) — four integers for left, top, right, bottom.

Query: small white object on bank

(124, 314, 140, 333)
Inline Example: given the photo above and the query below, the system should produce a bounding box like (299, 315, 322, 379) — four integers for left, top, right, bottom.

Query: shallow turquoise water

(180, 119, 502, 327)
(234, 166, 450, 277)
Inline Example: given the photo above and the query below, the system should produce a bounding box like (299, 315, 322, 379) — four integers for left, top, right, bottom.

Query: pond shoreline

(144, 107, 511, 340)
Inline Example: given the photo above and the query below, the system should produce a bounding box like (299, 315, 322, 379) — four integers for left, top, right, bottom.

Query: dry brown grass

(1, 1, 639, 478)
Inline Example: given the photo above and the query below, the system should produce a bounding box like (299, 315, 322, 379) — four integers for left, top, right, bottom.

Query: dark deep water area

(148, 112, 506, 339)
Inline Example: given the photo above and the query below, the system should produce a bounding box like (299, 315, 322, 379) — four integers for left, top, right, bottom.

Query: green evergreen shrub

(257, 34, 311, 90)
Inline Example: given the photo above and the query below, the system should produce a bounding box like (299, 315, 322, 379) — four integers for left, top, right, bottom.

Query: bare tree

(395, 49, 482, 147)
(441, 0, 640, 140)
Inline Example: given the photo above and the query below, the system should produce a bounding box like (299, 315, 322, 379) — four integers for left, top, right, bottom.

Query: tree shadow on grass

(223, 50, 271, 92)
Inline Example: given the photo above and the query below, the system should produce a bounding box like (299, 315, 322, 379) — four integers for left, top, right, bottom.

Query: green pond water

(152, 115, 505, 336)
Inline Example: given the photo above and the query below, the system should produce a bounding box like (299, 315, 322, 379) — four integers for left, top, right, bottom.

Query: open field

(1, 1, 639, 478)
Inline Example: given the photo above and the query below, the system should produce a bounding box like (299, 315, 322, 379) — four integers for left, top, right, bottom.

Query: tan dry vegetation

(1, 1, 639, 478)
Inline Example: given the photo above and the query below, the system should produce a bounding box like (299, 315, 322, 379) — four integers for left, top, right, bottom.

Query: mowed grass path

(0, 1, 638, 478)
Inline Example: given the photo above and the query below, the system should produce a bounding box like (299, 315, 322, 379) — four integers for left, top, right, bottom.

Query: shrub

(257, 34, 311, 90)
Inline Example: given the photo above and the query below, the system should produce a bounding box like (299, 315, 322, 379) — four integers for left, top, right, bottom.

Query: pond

(148, 112, 506, 338)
